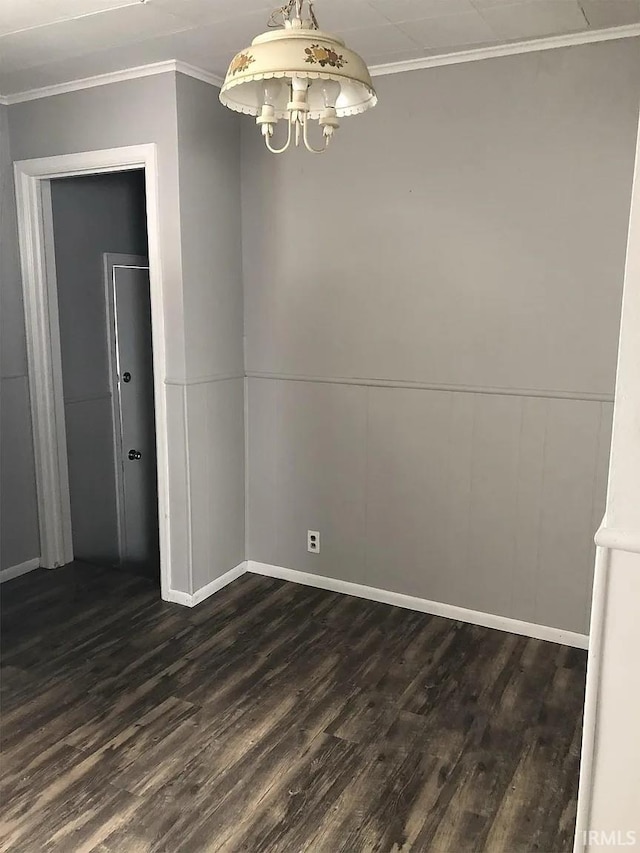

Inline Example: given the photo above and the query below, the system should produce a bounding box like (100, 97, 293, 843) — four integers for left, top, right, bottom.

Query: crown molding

(173, 60, 224, 89)
(0, 23, 638, 105)
(0, 60, 178, 105)
(0, 59, 223, 105)
(369, 23, 640, 76)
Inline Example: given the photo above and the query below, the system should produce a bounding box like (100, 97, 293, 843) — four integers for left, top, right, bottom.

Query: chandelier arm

(308, 1, 319, 29)
(302, 115, 329, 154)
(264, 115, 293, 154)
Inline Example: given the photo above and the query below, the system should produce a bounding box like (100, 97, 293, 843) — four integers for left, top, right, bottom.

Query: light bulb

(321, 79, 341, 109)
(262, 79, 281, 107)
(291, 75, 309, 93)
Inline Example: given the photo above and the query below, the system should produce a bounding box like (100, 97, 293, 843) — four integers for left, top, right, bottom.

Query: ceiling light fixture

(219, 0, 377, 154)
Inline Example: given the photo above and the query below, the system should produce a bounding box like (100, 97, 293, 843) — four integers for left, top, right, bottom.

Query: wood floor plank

(0, 561, 586, 852)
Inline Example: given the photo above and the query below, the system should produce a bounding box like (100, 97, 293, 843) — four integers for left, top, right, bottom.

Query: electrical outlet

(307, 530, 320, 554)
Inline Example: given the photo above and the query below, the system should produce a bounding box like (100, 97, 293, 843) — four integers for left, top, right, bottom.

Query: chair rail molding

(594, 525, 640, 554)
(245, 370, 614, 403)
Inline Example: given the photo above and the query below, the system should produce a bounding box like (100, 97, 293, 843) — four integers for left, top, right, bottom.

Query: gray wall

(174, 74, 245, 590)
(4, 43, 638, 623)
(50, 171, 148, 566)
(7, 74, 184, 372)
(6, 72, 245, 595)
(5, 73, 189, 586)
(0, 104, 39, 571)
(243, 39, 640, 634)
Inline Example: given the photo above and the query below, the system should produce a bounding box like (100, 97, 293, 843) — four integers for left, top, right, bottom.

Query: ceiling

(1, 0, 639, 97)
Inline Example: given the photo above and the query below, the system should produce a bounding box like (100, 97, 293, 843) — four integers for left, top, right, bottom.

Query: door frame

(13, 144, 170, 599)
(572, 108, 640, 849)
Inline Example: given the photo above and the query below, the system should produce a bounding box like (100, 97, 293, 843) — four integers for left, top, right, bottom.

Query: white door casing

(13, 145, 171, 599)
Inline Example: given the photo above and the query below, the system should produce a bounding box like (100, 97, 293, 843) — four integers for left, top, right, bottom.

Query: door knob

(128, 449, 142, 460)
(122, 372, 131, 383)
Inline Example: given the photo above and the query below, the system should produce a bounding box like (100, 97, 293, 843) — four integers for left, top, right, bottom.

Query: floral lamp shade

(219, 1, 377, 154)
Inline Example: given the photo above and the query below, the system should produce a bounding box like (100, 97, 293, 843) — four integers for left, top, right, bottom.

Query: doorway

(49, 171, 159, 581)
(13, 145, 171, 596)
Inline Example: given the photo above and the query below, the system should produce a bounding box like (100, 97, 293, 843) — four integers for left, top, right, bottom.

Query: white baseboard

(191, 561, 247, 606)
(165, 561, 247, 608)
(164, 588, 194, 607)
(162, 557, 589, 648)
(247, 561, 589, 650)
(0, 557, 40, 584)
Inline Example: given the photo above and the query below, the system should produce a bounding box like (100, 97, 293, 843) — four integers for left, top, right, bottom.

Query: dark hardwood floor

(0, 562, 586, 852)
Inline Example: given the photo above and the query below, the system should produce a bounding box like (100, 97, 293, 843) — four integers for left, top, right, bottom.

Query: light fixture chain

(268, 1, 293, 28)
(267, 0, 319, 29)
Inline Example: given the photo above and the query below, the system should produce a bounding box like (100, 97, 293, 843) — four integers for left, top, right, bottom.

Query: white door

(104, 254, 160, 577)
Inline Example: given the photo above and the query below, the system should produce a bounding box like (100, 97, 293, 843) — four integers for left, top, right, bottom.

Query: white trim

(246, 372, 614, 403)
(0, 373, 30, 382)
(191, 561, 247, 605)
(369, 24, 640, 77)
(174, 61, 224, 89)
(1, 60, 177, 105)
(0, 558, 40, 584)
(1, 25, 637, 105)
(573, 544, 610, 852)
(15, 145, 156, 178)
(594, 525, 640, 555)
(41, 177, 74, 564)
(164, 556, 589, 646)
(0, 60, 223, 105)
(182, 383, 194, 596)
(243, 376, 250, 581)
(247, 561, 589, 649)
(573, 105, 640, 851)
(164, 588, 193, 607)
(64, 392, 111, 405)
(165, 561, 247, 607)
(13, 144, 172, 602)
(165, 373, 244, 387)
(14, 164, 74, 568)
